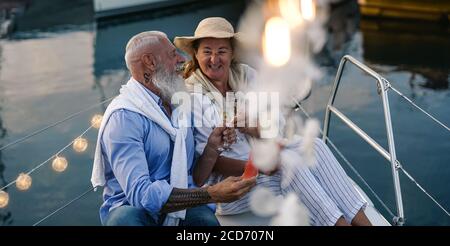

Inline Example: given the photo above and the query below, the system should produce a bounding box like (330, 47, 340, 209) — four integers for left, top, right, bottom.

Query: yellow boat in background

(358, 0, 450, 22)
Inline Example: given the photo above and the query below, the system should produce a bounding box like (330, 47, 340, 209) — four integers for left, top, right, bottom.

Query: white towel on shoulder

(91, 77, 188, 226)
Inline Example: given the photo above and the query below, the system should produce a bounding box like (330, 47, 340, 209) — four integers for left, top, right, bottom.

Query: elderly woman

(174, 17, 371, 226)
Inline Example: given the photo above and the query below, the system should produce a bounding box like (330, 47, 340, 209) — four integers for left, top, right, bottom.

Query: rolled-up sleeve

(102, 110, 173, 215)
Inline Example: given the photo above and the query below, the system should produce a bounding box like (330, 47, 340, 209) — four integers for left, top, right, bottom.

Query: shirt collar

(131, 77, 163, 107)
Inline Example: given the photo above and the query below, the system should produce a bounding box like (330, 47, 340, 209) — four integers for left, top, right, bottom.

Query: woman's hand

(206, 127, 237, 153)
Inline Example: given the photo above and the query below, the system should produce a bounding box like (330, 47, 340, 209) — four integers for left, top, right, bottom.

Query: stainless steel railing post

(322, 55, 405, 225)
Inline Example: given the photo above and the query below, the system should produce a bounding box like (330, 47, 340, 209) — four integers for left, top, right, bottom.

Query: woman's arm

(193, 126, 236, 186)
(193, 143, 220, 186)
(192, 94, 243, 186)
(195, 154, 248, 189)
(213, 156, 246, 177)
(194, 127, 239, 186)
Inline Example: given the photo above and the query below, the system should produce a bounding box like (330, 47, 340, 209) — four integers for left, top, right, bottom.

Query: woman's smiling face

(195, 38, 233, 83)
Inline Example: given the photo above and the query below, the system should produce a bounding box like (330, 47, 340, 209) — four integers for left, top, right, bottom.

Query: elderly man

(91, 31, 256, 226)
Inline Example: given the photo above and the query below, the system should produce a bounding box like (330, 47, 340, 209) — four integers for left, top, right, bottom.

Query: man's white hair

(124, 31, 167, 70)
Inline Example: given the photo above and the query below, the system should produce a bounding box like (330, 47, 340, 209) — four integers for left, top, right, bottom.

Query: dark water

(0, 0, 449, 225)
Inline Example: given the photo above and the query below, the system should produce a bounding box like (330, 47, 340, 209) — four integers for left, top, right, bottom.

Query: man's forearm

(160, 187, 213, 213)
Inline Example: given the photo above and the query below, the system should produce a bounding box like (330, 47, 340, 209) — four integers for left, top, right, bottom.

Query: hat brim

(174, 32, 243, 56)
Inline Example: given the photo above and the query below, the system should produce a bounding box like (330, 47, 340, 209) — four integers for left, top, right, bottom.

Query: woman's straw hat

(174, 17, 242, 55)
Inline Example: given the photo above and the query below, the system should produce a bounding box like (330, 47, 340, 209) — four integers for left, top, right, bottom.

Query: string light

(0, 190, 9, 208)
(91, 114, 103, 129)
(301, 0, 316, 21)
(73, 137, 88, 153)
(263, 17, 291, 67)
(16, 173, 32, 191)
(279, 0, 303, 27)
(0, 110, 104, 213)
(52, 156, 68, 172)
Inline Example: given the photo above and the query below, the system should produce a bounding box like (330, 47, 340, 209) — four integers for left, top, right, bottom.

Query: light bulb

(91, 114, 103, 129)
(279, 0, 303, 27)
(301, 0, 316, 21)
(16, 173, 32, 191)
(73, 137, 88, 152)
(0, 190, 9, 208)
(52, 156, 68, 172)
(263, 17, 291, 67)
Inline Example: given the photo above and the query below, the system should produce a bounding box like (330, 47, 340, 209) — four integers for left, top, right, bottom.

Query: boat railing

(313, 55, 450, 226)
(320, 55, 404, 225)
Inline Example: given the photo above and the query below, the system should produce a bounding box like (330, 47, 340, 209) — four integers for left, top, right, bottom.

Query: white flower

(251, 139, 280, 173)
(280, 148, 303, 189)
(300, 119, 320, 167)
(271, 193, 310, 226)
(250, 187, 283, 217)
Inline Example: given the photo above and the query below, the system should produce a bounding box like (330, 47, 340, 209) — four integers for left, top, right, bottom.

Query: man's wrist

(205, 186, 217, 203)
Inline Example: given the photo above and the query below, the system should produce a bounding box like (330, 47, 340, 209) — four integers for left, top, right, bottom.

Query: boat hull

(358, 0, 450, 22)
(94, 0, 202, 19)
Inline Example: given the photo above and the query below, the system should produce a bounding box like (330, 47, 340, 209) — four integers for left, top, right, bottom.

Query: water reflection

(409, 68, 448, 90)
(14, 0, 92, 32)
(318, 0, 450, 93)
(360, 17, 450, 91)
(0, 42, 13, 226)
(321, 0, 360, 64)
(0, 143, 13, 225)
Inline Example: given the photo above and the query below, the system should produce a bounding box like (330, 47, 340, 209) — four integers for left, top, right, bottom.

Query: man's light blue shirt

(99, 85, 195, 225)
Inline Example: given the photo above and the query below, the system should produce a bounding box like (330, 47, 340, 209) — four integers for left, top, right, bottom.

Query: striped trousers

(215, 138, 367, 226)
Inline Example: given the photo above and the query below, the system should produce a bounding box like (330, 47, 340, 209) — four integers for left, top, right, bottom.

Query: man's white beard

(153, 66, 186, 102)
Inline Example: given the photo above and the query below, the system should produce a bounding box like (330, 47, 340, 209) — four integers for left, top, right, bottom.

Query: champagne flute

(222, 110, 234, 151)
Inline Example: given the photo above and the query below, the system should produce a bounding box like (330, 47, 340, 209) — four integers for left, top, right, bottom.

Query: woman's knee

(314, 137, 326, 148)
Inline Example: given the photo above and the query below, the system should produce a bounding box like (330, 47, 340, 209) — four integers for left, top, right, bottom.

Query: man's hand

(207, 176, 256, 203)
